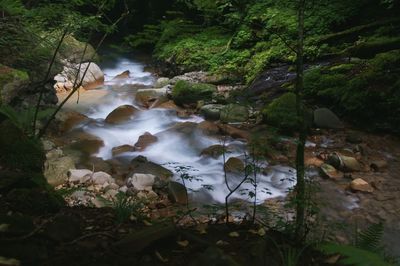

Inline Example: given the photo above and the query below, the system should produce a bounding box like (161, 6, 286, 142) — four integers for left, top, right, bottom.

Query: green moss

(262, 92, 298, 133)
(172, 80, 216, 106)
(0, 64, 29, 104)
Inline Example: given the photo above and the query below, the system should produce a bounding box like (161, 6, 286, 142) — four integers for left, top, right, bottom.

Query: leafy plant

(99, 193, 146, 224)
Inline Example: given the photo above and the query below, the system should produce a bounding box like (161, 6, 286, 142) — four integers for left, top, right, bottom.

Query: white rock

(68, 169, 93, 183)
(127, 173, 156, 191)
(137, 190, 158, 200)
(92, 171, 114, 185)
(119, 185, 128, 193)
(104, 189, 119, 199)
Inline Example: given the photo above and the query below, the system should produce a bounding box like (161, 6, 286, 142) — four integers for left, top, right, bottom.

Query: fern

(321, 243, 391, 266)
(356, 222, 384, 252)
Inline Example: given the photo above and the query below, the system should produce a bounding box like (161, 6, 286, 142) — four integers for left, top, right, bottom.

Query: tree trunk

(294, 0, 306, 244)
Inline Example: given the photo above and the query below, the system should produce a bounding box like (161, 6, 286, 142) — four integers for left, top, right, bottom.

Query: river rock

(56, 111, 89, 133)
(44, 156, 76, 186)
(130, 156, 173, 180)
(112, 144, 135, 156)
(155, 77, 170, 88)
(370, 160, 388, 172)
(320, 163, 342, 180)
(45, 149, 64, 160)
(127, 173, 156, 191)
(137, 190, 158, 200)
(57, 62, 104, 90)
(200, 104, 224, 120)
(135, 88, 167, 108)
(197, 121, 220, 135)
(224, 157, 245, 173)
(313, 108, 344, 129)
(134, 132, 158, 151)
(105, 105, 138, 124)
(60, 35, 99, 63)
(220, 104, 249, 123)
(350, 178, 374, 193)
(218, 124, 250, 140)
(200, 145, 226, 159)
(113, 70, 130, 80)
(168, 181, 188, 204)
(67, 169, 93, 183)
(91, 171, 114, 185)
(152, 99, 178, 109)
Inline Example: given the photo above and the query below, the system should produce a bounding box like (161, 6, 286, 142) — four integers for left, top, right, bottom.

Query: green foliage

(262, 93, 298, 133)
(172, 80, 216, 106)
(356, 222, 384, 252)
(320, 244, 391, 266)
(99, 193, 146, 224)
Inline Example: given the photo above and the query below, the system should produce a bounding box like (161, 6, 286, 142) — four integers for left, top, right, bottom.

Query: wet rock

(305, 157, 324, 167)
(350, 178, 374, 193)
(218, 124, 250, 140)
(44, 156, 75, 186)
(60, 35, 99, 63)
(320, 164, 342, 180)
(105, 105, 139, 124)
(200, 104, 224, 120)
(197, 121, 220, 135)
(155, 77, 170, 88)
(112, 144, 135, 156)
(85, 156, 112, 173)
(57, 62, 104, 89)
(328, 153, 361, 172)
(135, 88, 167, 108)
(220, 104, 249, 123)
(127, 173, 156, 191)
(67, 169, 92, 183)
(130, 156, 173, 180)
(224, 157, 245, 173)
(313, 108, 344, 129)
(92, 171, 114, 185)
(113, 70, 130, 80)
(172, 80, 216, 106)
(67, 132, 104, 157)
(152, 99, 178, 109)
(134, 132, 158, 151)
(56, 111, 89, 133)
(200, 145, 226, 159)
(168, 181, 188, 204)
(370, 160, 388, 172)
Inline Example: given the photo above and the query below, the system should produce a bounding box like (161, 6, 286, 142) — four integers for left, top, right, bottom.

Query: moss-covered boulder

(59, 35, 99, 63)
(262, 92, 298, 133)
(172, 80, 216, 106)
(0, 64, 29, 105)
(220, 104, 249, 123)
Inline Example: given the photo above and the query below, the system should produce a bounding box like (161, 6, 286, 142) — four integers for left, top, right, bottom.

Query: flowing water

(66, 55, 296, 204)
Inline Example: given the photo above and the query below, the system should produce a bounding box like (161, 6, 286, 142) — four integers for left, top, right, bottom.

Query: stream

(63, 55, 296, 204)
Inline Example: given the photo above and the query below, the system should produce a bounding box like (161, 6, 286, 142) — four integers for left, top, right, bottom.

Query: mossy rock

(59, 35, 99, 63)
(0, 119, 45, 172)
(262, 92, 298, 133)
(220, 104, 249, 123)
(172, 80, 216, 106)
(0, 64, 29, 105)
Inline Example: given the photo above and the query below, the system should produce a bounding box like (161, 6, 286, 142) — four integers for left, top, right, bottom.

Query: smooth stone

(113, 70, 130, 80)
(200, 104, 224, 120)
(135, 88, 167, 108)
(134, 132, 158, 151)
(224, 157, 245, 173)
(155, 77, 170, 88)
(44, 156, 76, 186)
(313, 108, 344, 129)
(105, 105, 139, 124)
(197, 121, 220, 135)
(220, 104, 249, 123)
(370, 160, 388, 172)
(127, 173, 156, 191)
(320, 163, 342, 180)
(200, 145, 226, 159)
(91, 171, 114, 185)
(130, 156, 173, 180)
(168, 181, 188, 204)
(112, 144, 135, 156)
(67, 169, 93, 183)
(350, 178, 374, 193)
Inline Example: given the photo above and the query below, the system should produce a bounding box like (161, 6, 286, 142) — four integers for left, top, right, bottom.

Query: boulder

(224, 157, 245, 173)
(56, 111, 89, 133)
(328, 154, 361, 172)
(313, 108, 344, 129)
(220, 104, 249, 123)
(200, 104, 225, 120)
(127, 173, 156, 191)
(172, 80, 216, 106)
(350, 178, 374, 193)
(168, 181, 188, 204)
(105, 105, 139, 124)
(44, 156, 76, 186)
(152, 99, 178, 109)
(91, 171, 114, 185)
(112, 144, 135, 156)
(197, 121, 220, 135)
(155, 77, 170, 88)
(58, 62, 104, 90)
(135, 88, 167, 108)
(113, 70, 130, 80)
(0, 65, 29, 105)
(200, 145, 226, 159)
(67, 169, 92, 183)
(370, 160, 388, 172)
(130, 156, 173, 180)
(59, 35, 99, 63)
(320, 164, 342, 180)
(134, 132, 158, 151)
(218, 124, 250, 140)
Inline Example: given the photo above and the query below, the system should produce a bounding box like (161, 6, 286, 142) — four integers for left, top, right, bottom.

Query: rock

(67, 169, 93, 183)
(0, 65, 29, 105)
(305, 157, 324, 167)
(350, 178, 374, 193)
(346, 133, 363, 144)
(130, 156, 173, 180)
(56, 111, 89, 133)
(59, 35, 99, 64)
(152, 99, 178, 109)
(127, 173, 156, 191)
(45, 149, 63, 160)
(91, 197, 107, 208)
(91, 171, 114, 185)
(137, 190, 158, 200)
(44, 156, 76, 186)
(42, 140, 55, 151)
(197, 121, 220, 135)
(200, 145, 226, 159)
(104, 189, 119, 199)
(112, 144, 135, 156)
(172, 80, 217, 106)
(134, 132, 158, 151)
(313, 108, 344, 129)
(170, 71, 208, 84)
(119, 185, 128, 193)
(113, 70, 130, 80)
(220, 104, 249, 123)
(370, 160, 388, 172)
(168, 181, 188, 204)
(58, 62, 104, 90)
(70, 190, 87, 200)
(135, 88, 167, 108)
(327, 153, 361, 172)
(200, 104, 224, 120)
(218, 124, 250, 140)
(224, 157, 245, 173)
(320, 164, 342, 180)
(105, 105, 139, 124)
(155, 77, 170, 88)
(66, 132, 104, 156)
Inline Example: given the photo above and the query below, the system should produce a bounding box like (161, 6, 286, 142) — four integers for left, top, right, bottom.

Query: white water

(75, 56, 296, 204)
